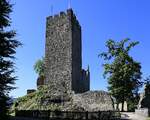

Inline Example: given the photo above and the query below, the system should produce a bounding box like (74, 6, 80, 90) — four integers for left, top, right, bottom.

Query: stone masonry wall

(71, 13, 82, 93)
(45, 9, 90, 94)
(45, 10, 73, 93)
(80, 69, 90, 93)
(72, 91, 114, 111)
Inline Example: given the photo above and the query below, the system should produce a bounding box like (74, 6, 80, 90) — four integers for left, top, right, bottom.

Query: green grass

(146, 117, 150, 120)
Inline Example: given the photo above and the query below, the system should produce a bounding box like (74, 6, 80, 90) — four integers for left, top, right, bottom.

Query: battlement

(46, 9, 81, 28)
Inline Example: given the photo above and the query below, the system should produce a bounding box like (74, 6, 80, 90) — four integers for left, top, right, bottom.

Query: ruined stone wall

(80, 69, 90, 92)
(72, 91, 114, 111)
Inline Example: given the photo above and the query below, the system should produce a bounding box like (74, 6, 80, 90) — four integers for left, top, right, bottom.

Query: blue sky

(10, 0, 150, 97)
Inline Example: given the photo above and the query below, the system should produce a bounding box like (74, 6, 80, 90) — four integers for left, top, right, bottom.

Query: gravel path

(121, 112, 147, 120)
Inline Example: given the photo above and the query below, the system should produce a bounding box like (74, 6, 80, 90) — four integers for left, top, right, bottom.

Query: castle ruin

(25, 9, 113, 112)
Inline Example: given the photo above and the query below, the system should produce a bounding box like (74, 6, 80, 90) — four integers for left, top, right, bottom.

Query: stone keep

(45, 9, 90, 93)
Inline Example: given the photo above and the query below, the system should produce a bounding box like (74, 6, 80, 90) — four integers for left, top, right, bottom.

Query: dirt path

(121, 112, 147, 120)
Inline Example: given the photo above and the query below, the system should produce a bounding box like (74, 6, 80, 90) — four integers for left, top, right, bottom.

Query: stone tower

(45, 9, 90, 93)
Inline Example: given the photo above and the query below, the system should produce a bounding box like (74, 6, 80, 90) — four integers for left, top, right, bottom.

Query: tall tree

(0, 0, 21, 119)
(100, 38, 142, 111)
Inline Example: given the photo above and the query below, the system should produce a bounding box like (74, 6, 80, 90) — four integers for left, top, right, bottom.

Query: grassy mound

(10, 85, 63, 114)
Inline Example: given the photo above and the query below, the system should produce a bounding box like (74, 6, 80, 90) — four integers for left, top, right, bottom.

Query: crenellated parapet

(46, 9, 81, 29)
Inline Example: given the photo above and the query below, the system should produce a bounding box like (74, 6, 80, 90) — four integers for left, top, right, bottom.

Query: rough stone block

(27, 89, 36, 94)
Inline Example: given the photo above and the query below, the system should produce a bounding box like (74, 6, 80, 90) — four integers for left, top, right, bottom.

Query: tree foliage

(0, 0, 21, 119)
(144, 76, 150, 95)
(34, 57, 45, 77)
(100, 38, 142, 111)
